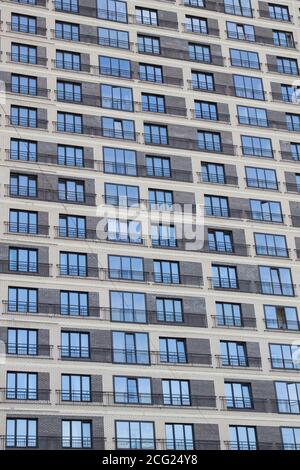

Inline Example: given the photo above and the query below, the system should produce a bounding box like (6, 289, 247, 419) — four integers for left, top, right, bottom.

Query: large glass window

(62, 420, 92, 448)
(281, 428, 300, 450)
(57, 145, 84, 167)
(108, 255, 144, 281)
(11, 74, 37, 96)
(59, 215, 86, 239)
(162, 380, 190, 406)
(6, 419, 37, 448)
(264, 305, 298, 330)
(61, 375, 91, 402)
(216, 302, 242, 327)
(11, 14, 37, 34)
(237, 105, 267, 126)
(246, 167, 278, 189)
(9, 210, 37, 234)
(99, 55, 131, 78)
(224, 0, 252, 17)
(159, 338, 186, 363)
(59, 252, 87, 277)
(165, 424, 194, 450)
(9, 247, 37, 273)
(270, 344, 300, 369)
(112, 332, 150, 364)
(101, 84, 133, 111)
(6, 372, 37, 400)
(225, 382, 252, 408)
(189, 43, 211, 62)
(58, 179, 85, 202)
(8, 328, 37, 356)
(56, 50, 81, 71)
(55, 21, 79, 40)
(212, 265, 238, 289)
(230, 49, 259, 69)
(110, 291, 146, 323)
(8, 287, 37, 314)
(229, 426, 257, 450)
(241, 135, 273, 158)
(61, 331, 90, 358)
(250, 199, 283, 223)
(227, 21, 255, 41)
(259, 266, 294, 296)
(102, 117, 135, 140)
(105, 183, 139, 206)
(153, 261, 180, 284)
(275, 382, 300, 414)
(220, 341, 247, 367)
(205, 195, 229, 217)
(255, 233, 288, 257)
(99, 27, 129, 49)
(234, 75, 264, 100)
(60, 291, 89, 317)
(156, 298, 183, 323)
(137, 35, 160, 54)
(139, 63, 163, 83)
(103, 147, 136, 175)
(97, 0, 127, 23)
(116, 421, 155, 449)
(114, 377, 151, 404)
(11, 105, 37, 128)
(10, 139, 37, 161)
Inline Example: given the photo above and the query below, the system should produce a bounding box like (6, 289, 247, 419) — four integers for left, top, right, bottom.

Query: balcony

(209, 278, 295, 297)
(100, 161, 193, 182)
(202, 241, 249, 257)
(224, 441, 282, 451)
(212, 315, 257, 329)
(1, 436, 105, 450)
(59, 347, 212, 366)
(264, 317, 300, 331)
(7, 52, 47, 67)
(220, 396, 276, 413)
(6, 343, 52, 358)
(56, 390, 216, 409)
(113, 438, 220, 450)
(144, 136, 236, 155)
(6, 185, 96, 206)
(216, 355, 262, 369)
(54, 122, 137, 141)
(0, 388, 51, 403)
(102, 268, 203, 287)
(0, 260, 51, 277)
(198, 173, 238, 185)
(7, 22, 47, 36)
(6, 115, 48, 130)
(5, 221, 49, 237)
(5, 83, 49, 99)
(6, 149, 95, 169)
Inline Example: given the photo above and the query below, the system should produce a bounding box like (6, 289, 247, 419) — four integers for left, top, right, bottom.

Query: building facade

(0, 0, 300, 451)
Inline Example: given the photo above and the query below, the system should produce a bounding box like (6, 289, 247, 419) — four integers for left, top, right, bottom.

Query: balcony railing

(6, 343, 52, 358)
(209, 278, 295, 296)
(7, 52, 47, 66)
(5, 83, 49, 98)
(216, 355, 262, 369)
(198, 173, 238, 185)
(6, 149, 95, 169)
(58, 347, 212, 366)
(1, 436, 105, 450)
(212, 315, 257, 329)
(5, 222, 49, 237)
(7, 22, 47, 36)
(56, 391, 216, 408)
(0, 260, 51, 277)
(6, 185, 96, 206)
(0, 388, 51, 402)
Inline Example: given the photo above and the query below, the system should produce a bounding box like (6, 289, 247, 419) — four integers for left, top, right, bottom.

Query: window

(102, 117, 135, 140)
(227, 22, 255, 41)
(57, 112, 82, 133)
(10, 173, 37, 198)
(142, 94, 165, 113)
(61, 331, 90, 358)
(9, 210, 37, 234)
(162, 380, 190, 406)
(216, 302, 242, 327)
(224, 0, 252, 17)
(281, 84, 296, 102)
(237, 105, 267, 127)
(234, 75, 264, 100)
(186, 16, 208, 34)
(108, 255, 144, 281)
(275, 382, 300, 414)
(57, 81, 81, 102)
(9, 247, 37, 273)
(225, 382, 252, 408)
(220, 341, 247, 367)
(189, 43, 211, 63)
(98, 27, 129, 49)
(198, 131, 221, 152)
(250, 200, 283, 223)
(296, 174, 300, 192)
(149, 189, 173, 210)
(55, 21, 79, 41)
(8, 328, 37, 356)
(153, 261, 180, 284)
(6, 419, 37, 448)
(264, 305, 298, 330)
(116, 421, 155, 449)
(287, 114, 300, 132)
(11, 43, 37, 64)
(61, 375, 91, 402)
(97, 0, 127, 23)
(114, 377, 151, 404)
(137, 35, 160, 54)
(57, 145, 84, 167)
(160, 338, 186, 363)
(11, 74, 37, 96)
(185, 0, 204, 6)
(110, 291, 146, 323)
(195, 101, 218, 120)
(56, 50, 81, 70)
(146, 156, 171, 178)
(99, 56, 131, 78)
(273, 30, 294, 48)
(246, 167, 278, 189)
(10, 139, 37, 162)
(105, 183, 139, 206)
(59, 252, 87, 277)
(59, 215, 86, 239)
(208, 230, 233, 252)
(255, 233, 288, 257)
(101, 84, 133, 111)
(56, 0, 79, 12)
(205, 195, 229, 217)
(241, 135, 273, 158)
(269, 4, 290, 21)
(259, 266, 294, 296)
(151, 224, 176, 247)
(62, 420, 92, 448)
(58, 179, 85, 203)
(230, 49, 259, 69)
(192, 71, 214, 90)
(212, 265, 238, 289)
(103, 147, 137, 175)
(291, 143, 300, 161)
(107, 219, 142, 244)
(112, 332, 150, 364)
(60, 291, 89, 317)
(136, 8, 158, 25)
(139, 63, 163, 83)
(8, 287, 37, 314)
(202, 163, 225, 183)
(281, 428, 300, 450)
(6, 372, 37, 400)
(229, 426, 257, 450)
(11, 14, 37, 34)
(165, 424, 194, 450)
(156, 298, 183, 323)
(277, 57, 298, 75)
(144, 124, 168, 145)
(11, 106, 37, 128)
(270, 344, 300, 369)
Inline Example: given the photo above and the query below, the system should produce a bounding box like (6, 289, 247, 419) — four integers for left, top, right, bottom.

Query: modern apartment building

(1, 0, 300, 451)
